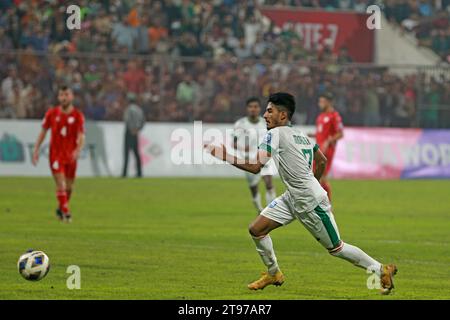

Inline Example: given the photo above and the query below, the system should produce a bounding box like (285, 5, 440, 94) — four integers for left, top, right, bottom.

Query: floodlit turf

(0, 177, 449, 300)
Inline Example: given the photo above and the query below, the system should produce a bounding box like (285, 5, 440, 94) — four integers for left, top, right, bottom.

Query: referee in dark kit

(122, 93, 145, 178)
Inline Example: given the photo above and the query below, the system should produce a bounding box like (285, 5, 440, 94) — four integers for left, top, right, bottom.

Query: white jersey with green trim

(233, 116, 267, 159)
(259, 126, 327, 212)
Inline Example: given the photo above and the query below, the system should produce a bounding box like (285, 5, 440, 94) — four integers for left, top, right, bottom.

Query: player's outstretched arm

(204, 143, 268, 174)
(313, 147, 327, 181)
(32, 129, 48, 166)
(230, 149, 269, 174)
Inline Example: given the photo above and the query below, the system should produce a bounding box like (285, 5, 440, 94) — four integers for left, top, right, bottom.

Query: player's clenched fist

(204, 143, 227, 161)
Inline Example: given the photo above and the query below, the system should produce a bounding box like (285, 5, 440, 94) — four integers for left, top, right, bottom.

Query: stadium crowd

(0, 0, 449, 127)
(267, 0, 450, 62)
(1, 1, 449, 59)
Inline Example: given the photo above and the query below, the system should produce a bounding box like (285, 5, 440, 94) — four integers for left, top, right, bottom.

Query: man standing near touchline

(122, 93, 145, 178)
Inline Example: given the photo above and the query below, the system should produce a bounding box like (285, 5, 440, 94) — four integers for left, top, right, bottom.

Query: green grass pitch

(0, 177, 449, 300)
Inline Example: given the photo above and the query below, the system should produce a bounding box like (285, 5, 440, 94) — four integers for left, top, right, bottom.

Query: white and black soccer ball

(17, 249, 50, 281)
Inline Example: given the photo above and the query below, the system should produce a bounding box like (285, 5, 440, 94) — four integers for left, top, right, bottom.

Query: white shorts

(245, 159, 277, 187)
(261, 192, 341, 250)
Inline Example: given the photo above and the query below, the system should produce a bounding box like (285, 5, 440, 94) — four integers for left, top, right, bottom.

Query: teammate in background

(32, 86, 85, 223)
(232, 97, 276, 213)
(313, 92, 344, 201)
(205, 92, 397, 295)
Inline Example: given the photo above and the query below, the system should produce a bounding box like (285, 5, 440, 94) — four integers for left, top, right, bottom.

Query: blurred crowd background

(0, 0, 449, 127)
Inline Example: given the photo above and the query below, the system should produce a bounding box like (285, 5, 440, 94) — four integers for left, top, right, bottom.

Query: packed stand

(2, 50, 450, 127)
(0, 0, 449, 128)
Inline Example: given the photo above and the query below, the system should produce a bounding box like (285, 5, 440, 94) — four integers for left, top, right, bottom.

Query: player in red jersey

(32, 86, 85, 222)
(313, 92, 344, 201)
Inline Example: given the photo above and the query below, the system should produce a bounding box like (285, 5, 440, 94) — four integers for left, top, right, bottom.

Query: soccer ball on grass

(17, 249, 50, 281)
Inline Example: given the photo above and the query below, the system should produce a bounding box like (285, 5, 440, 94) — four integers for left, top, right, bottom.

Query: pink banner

(332, 128, 429, 179)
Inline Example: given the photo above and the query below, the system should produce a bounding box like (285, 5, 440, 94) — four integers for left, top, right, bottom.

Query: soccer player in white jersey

(233, 97, 277, 213)
(205, 92, 397, 295)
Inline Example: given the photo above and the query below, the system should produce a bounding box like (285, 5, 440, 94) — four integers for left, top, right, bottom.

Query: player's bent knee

(248, 225, 257, 237)
(248, 224, 265, 238)
(328, 241, 344, 255)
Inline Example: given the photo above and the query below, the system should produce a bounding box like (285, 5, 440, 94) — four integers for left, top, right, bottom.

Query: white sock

(265, 188, 276, 205)
(331, 242, 382, 275)
(252, 193, 263, 213)
(252, 235, 279, 275)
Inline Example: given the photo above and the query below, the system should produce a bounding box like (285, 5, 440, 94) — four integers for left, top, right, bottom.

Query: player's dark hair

(59, 85, 72, 92)
(320, 92, 334, 102)
(246, 97, 260, 106)
(268, 92, 296, 120)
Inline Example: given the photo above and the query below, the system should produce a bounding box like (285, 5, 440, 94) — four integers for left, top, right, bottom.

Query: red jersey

(315, 110, 343, 154)
(42, 106, 85, 164)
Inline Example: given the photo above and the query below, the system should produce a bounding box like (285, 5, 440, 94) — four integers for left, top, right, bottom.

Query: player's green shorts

(261, 192, 341, 250)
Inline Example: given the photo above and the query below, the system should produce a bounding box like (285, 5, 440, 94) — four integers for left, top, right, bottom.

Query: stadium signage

(1, 121, 449, 179)
(0, 133, 25, 163)
(260, 7, 375, 62)
(332, 128, 450, 179)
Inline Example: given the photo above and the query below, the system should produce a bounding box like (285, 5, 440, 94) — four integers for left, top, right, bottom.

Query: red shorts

(49, 158, 77, 179)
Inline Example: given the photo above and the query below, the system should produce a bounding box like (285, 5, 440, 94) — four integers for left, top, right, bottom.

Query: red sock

(321, 181, 332, 202)
(56, 190, 69, 214)
(67, 189, 72, 201)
